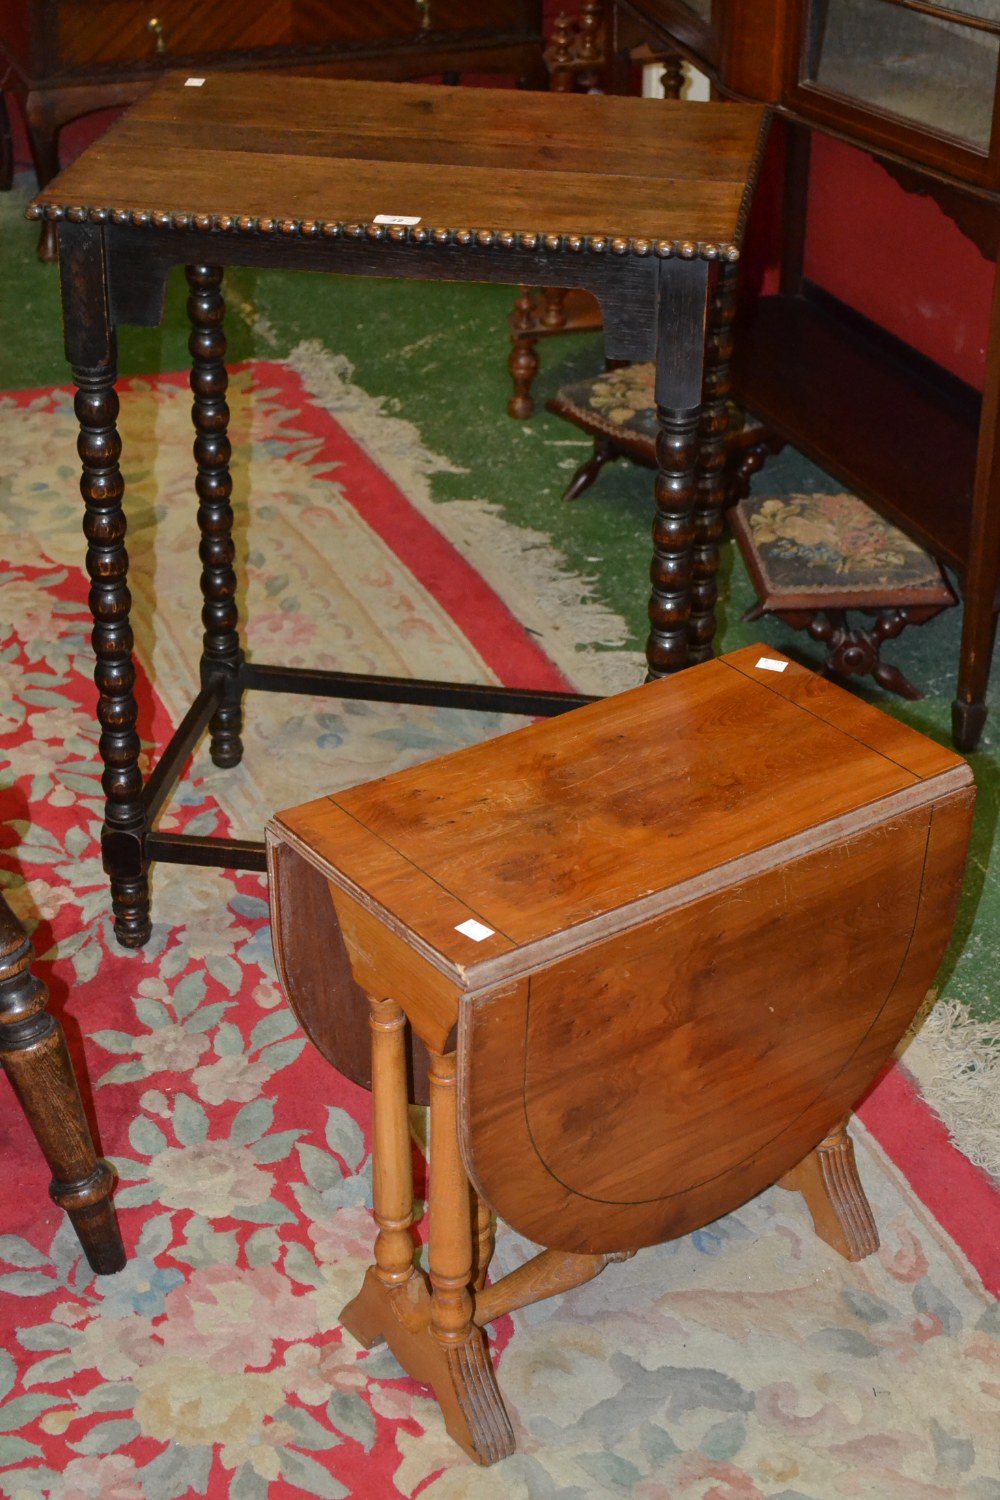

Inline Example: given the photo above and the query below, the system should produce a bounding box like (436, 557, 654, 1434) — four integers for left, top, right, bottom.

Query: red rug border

(6, 362, 999, 1296)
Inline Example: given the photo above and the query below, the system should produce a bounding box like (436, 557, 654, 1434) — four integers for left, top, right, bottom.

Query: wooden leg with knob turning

(0, 893, 126, 1275)
(778, 1120, 879, 1262)
(340, 1007, 514, 1465)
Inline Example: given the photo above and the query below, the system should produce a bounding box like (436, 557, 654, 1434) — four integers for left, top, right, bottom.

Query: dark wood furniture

(0, 889, 126, 1274)
(27, 71, 769, 948)
(0, 0, 547, 257)
(266, 643, 975, 1464)
(602, 0, 1000, 752)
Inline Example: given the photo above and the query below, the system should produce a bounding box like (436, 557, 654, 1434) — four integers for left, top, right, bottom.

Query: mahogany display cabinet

(608, 0, 1000, 751)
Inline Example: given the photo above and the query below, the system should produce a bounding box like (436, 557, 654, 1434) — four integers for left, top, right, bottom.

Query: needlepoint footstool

(265, 644, 974, 1465)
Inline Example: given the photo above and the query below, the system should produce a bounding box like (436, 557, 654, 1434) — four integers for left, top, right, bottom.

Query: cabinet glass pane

(685, 0, 711, 19)
(804, 0, 999, 152)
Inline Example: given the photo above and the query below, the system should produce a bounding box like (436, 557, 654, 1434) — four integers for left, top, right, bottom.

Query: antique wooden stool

(728, 490, 957, 700)
(266, 644, 974, 1465)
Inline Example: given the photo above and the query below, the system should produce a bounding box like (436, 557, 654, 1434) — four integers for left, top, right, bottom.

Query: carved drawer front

(53, 0, 534, 72)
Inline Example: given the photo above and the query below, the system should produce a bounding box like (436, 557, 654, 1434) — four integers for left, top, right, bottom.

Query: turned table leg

(779, 1120, 879, 1262)
(187, 264, 245, 768)
(0, 894, 126, 1274)
(646, 257, 709, 679)
(690, 258, 739, 663)
(340, 1008, 513, 1466)
(60, 223, 151, 948)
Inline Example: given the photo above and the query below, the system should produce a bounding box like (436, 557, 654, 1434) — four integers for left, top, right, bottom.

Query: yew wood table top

(268, 643, 974, 1251)
(26, 73, 769, 948)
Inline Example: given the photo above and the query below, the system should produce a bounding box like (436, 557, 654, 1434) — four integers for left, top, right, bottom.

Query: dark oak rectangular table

(28, 72, 769, 946)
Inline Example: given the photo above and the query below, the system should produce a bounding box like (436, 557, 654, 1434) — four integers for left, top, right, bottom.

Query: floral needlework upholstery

(547, 362, 657, 446)
(731, 492, 955, 610)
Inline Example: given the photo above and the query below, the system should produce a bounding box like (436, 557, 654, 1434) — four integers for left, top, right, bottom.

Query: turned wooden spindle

(427, 1048, 514, 1464)
(472, 1191, 495, 1294)
(660, 54, 685, 99)
(507, 286, 541, 419)
(74, 360, 150, 948)
(186, 263, 244, 769)
(690, 259, 739, 662)
(646, 404, 702, 676)
(368, 998, 418, 1293)
(0, 894, 126, 1275)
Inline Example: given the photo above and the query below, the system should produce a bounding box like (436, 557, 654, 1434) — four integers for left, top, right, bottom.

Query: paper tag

(755, 656, 788, 673)
(455, 919, 494, 942)
(184, 78, 206, 87)
(373, 214, 421, 226)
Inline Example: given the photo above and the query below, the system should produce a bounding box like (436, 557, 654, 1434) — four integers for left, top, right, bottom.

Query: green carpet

(1, 173, 997, 1129)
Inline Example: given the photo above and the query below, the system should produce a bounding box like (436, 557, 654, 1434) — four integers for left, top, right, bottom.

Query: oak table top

(31, 71, 767, 253)
(27, 72, 771, 949)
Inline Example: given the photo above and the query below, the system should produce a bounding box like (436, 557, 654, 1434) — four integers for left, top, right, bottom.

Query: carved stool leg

(778, 1120, 879, 1262)
(508, 286, 541, 420)
(0, 894, 126, 1275)
(187, 264, 245, 768)
(660, 54, 685, 99)
(76, 360, 151, 948)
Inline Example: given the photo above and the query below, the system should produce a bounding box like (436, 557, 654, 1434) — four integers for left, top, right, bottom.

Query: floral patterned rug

(2, 363, 1000, 1499)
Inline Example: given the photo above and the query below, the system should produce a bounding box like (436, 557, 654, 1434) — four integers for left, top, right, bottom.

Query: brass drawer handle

(147, 17, 167, 53)
(415, 0, 432, 30)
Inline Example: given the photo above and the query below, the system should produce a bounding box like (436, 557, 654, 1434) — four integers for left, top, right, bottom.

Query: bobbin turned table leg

(186, 264, 245, 769)
(779, 1120, 879, 1262)
(60, 223, 151, 949)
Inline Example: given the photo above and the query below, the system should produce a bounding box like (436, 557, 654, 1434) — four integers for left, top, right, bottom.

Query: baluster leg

(340, 998, 417, 1348)
(0, 894, 126, 1274)
(186, 264, 244, 768)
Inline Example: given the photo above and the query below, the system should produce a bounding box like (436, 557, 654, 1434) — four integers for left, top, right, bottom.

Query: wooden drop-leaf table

(267, 644, 974, 1464)
(28, 71, 768, 946)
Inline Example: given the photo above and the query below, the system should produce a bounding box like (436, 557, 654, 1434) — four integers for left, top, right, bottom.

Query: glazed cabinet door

(785, 0, 1000, 187)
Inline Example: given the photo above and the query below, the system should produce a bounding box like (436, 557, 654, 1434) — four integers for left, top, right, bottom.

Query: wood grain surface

(34, 71, 768, 244)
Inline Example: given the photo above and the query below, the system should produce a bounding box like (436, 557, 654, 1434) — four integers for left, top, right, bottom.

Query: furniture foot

(75, 360, 151, 948)
(778, 1121, 878, 1262)
(952, 696, 988, 754)
(0, 892, 126, 1275)
(187, 264, 245, 769)
(562, 435, 620, 501)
